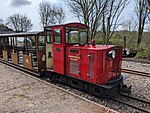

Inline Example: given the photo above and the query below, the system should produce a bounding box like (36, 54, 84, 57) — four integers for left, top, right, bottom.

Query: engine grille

(70, 60, 79, 74)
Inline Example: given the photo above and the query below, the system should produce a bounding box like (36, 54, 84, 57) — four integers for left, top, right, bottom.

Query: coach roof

(0, 31, 44, 37)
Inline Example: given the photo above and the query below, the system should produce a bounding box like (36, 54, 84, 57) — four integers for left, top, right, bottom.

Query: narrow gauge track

(112, 93, 150, 113)
(121, 68, 150, 77)
(0, 59, 150, 113)
(120, 93, 150, 105)
(123, 58, 150, 64)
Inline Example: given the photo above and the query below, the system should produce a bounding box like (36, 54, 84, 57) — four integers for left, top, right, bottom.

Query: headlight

(108, 50, 116, 59)
(123, 48, 130, 55)
(126, 48, 130, 55)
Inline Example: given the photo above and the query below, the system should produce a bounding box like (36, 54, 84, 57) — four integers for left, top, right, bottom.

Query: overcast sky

(0, 0, 135, 31)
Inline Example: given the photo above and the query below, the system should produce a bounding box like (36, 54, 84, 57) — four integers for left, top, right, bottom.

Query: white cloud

(7, 0, 32, 7)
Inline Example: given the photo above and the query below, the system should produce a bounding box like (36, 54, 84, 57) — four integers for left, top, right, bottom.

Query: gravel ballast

(122, 60, 150, 73)
(0, 60, 149, 113)
(122, 61, 150, 101)
(0, 63, 117, 113)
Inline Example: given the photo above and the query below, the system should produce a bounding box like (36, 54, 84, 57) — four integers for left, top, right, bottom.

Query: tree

(39, 1, 54, 27)
(0, 18, 3, 24)
(147, 0, 150, 30)
(0, 18, 13, 33)
(67, 0, 108, 39)
(38, 1, 65, 27)
(122, 19, 137, 32)
(135, 0, 149, 49)
(121, 19, 138, 49)
(148, 0, 150, 7)
(102, 0, 128, 44)
(53, 7, 65, 24)
(7, 13, 33, 32)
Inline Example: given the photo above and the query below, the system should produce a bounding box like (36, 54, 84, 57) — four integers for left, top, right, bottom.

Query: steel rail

(120, 93, 150, 105)
(112, 93, 150, 113)
(112, 98, 150, 113)
(121, 68, 150, 77)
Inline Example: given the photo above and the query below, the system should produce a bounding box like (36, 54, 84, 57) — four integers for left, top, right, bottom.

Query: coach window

(16, 37, 25, 48)
(54, 29, 61, 44)
(39, 35, 45, 50)
(26, 36, 36, 48)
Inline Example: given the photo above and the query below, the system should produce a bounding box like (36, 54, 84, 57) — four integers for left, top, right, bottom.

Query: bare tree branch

(135, 0, 149, 49)
(148, 0, 150, 7)
(67, 0, 108, 39)
(38, 1, 65, 27)
(102, 0, 129, 44)
(39, 1, 54, 27)
(53, 6, 65, 24)
(6, 13, 32, 32)
(0, 18, 3, 24)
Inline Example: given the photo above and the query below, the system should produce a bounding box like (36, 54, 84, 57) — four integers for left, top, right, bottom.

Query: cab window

(80, 30, 88, 45)
(65, 27, 88, 45)
(69, 31, 79, 43)
(54, 29, 61, 44)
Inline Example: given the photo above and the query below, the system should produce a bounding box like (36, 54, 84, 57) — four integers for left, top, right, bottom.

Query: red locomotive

(45, 23, 123, 97)
(0, 22, 123, 97)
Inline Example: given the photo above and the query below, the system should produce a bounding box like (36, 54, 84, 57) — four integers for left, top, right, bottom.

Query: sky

(0, 0, 135, 31)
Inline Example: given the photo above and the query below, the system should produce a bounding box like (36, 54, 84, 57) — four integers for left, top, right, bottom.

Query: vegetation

(6, 13, 33, 32)
(0, 0, 150, 59)
(95, 30, 150, 59)
(0, 24, 13, 33)
(136, 48, 150, 59)
(0, 18, 13, 33)
(38, 1, 65, 27)
(67, 0, 150, 59)
(67, 0, 128, 41)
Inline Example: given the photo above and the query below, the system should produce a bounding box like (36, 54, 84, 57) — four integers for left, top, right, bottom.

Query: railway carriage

(0, 32, 46, 74)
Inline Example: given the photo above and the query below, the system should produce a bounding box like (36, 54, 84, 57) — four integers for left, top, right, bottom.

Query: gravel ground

(0, 63, 117, 113)
(51, 60, 150, 113)
(53, 79, 149, 113)
(122, 60, 150, 73)
(0, 60, 149, 113)
(122, 60, 150, 101)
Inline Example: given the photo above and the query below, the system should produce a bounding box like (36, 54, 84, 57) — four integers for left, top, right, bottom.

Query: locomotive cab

(44, 23, 89, 74)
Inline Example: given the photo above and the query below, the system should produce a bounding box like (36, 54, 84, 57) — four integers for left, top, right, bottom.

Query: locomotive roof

(0, 31, 44, 37)
(44, 22, 89, 29)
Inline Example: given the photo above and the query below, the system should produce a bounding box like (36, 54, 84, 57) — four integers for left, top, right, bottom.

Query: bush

(135, 48, 150, 59)
(95, 38, 103, 44)
(109, 38, 124, 46)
